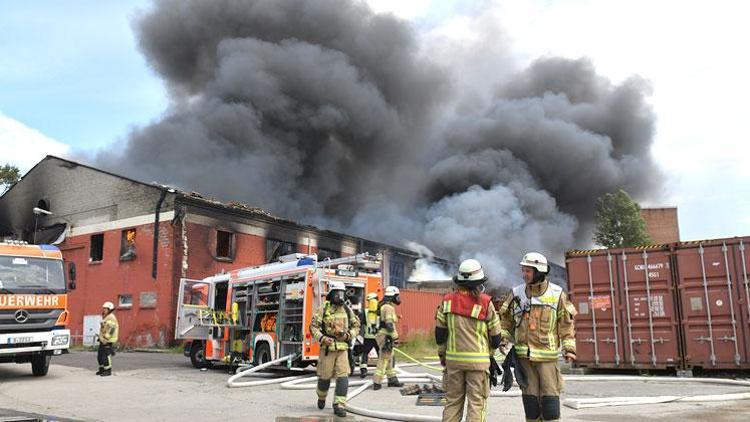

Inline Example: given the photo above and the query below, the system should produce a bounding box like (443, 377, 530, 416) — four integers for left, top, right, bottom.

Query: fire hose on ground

(225, 348, 750, 419)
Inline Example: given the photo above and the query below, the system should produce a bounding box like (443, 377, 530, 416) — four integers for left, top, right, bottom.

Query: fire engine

(0, 242, 72, 376)
(176, 253, 383, 369)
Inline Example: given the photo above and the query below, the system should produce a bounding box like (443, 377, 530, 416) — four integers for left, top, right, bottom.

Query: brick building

(0, 156, 444, 347)
(640, 207, 681, 244)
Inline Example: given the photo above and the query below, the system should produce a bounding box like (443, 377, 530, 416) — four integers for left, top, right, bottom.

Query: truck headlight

(52, 335, 69, 346)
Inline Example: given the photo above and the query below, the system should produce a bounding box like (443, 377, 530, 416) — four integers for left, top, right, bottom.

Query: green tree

(0, 164, 21, 194)
(593, 189, 652, 248)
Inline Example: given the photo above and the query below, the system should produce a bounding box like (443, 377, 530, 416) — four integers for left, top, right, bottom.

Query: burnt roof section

(15, 156, 444, 261)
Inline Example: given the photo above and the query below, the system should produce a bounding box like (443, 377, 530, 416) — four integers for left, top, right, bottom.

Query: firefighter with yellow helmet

(435, 259, 502, 422)
(498, 252, 577, 421)
(373, 285, 403, 390)
(358, 291, 381, 378)
(310, 281, 360, 417)
(97, 301, 119, 376)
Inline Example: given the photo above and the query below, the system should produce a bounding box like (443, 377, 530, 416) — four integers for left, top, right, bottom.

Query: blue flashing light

(297, 258, 315, 266)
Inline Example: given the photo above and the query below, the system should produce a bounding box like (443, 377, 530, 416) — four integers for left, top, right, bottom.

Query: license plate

(9, 336, 33, 344)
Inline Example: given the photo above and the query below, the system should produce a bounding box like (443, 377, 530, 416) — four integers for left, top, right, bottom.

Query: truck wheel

(31, 353, 51, 376)
(190, 341, 211, 369)
(253, 343, 271, 366)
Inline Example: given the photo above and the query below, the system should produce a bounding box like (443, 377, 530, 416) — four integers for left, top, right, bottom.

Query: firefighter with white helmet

(97, 301, 119, 376)
(373, 285, 403, 390)
(499, 252, 577, 421)
(358, 291, 381, 378)
(309, 281, 360, 417)
(435, 259, 502, 422)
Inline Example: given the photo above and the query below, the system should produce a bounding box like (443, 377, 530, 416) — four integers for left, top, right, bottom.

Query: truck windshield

(0, 256, 66, 294)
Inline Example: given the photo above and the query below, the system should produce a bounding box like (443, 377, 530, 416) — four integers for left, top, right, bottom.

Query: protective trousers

(97, 343, 113, 370)
(316, 349, 350, 405)
(442, 366, 489, 422)
(359, 338, 380, 370)
(373, 348, 396, 384)
(518, 359, 563, 421)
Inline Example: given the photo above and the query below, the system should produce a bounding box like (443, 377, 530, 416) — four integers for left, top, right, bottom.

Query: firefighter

(359, 292, 380, 378)
(310, 281, 360, 417)
(373, 286, 403, 390)
(435, 259, 502, 422)
(97, 301, 119, 377)
(498, 252, 577, 422)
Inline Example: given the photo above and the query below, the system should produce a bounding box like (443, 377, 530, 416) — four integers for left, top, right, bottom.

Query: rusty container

(396, 289, 445, 341)
(567, 246, 682, 370)
(673, 237, 750, 370)
(567, 250, 625, 368)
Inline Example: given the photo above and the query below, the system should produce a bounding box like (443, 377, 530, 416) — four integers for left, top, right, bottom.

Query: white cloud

(0, 111, 69, 172)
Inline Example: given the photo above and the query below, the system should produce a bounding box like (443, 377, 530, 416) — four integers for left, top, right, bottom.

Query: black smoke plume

(96, 0, 661, 284)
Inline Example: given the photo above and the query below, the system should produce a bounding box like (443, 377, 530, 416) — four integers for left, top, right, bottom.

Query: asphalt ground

(0, 351, 747, 421)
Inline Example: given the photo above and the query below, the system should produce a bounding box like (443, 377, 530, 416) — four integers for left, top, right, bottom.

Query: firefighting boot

(373, 383, 382, 391)
(333, 404, 347, 417)
(388, 376, 404, 387)
(360, 367, 368, 378)
(95, 368, 103, 375)
(99, 369, 112, 377)
(317, 399, 325, 410)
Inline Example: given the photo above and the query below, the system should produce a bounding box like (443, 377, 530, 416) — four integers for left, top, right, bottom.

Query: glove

(439, 354, 446, 367)
(489, 356, 502, 387)
(393, 337, 400, 347)
(564, 351, 577, 362)
(499, 339, 510, 354)
(321, 336, 334, 346)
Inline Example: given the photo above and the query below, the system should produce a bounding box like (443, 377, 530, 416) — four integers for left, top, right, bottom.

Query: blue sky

(0, 1, 165, 151)
(2, 0, 749, 242)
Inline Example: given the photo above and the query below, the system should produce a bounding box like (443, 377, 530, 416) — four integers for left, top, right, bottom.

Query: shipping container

(567, 247, 681, 369)
(673, 237, 750, 370)
(397, 289, 445, 341)
(566, 235, 750, 372)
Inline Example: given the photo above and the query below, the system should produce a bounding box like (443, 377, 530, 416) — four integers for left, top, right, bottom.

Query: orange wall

(396, 289, 444, 341)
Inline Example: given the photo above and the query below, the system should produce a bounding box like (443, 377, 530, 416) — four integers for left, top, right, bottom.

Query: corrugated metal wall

(397, 289, 445, 341)
(567, 235, 750, 371)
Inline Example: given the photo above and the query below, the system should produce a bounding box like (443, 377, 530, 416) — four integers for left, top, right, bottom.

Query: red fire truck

(176, 253, 383, 369)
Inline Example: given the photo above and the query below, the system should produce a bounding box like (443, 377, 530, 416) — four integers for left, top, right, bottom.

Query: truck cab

(0, 242, 72, 376)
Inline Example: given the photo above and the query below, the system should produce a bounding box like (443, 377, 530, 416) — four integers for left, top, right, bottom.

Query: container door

(175, 278, 212, 340)
(618, 249, 681, 368)
(676, 241, 747, 369)
(567, 253, 623, 367)
(736, 239, 750, 367)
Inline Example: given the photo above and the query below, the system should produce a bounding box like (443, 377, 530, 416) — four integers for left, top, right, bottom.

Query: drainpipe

(152, 189, 172, 279)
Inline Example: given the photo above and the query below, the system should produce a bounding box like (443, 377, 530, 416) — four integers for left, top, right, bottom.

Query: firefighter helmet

(453, 259, 487, 288)
(328, 281, 346, 292)
(384, 286, 400, 297)
(520, 252, 548, 273)
(366, 292, 378, 301)
(102, 301, 115, 311)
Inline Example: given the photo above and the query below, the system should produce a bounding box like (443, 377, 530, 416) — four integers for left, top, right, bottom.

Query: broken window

(216, 230, 234, 259)
(317, 247, 340, 261)
(36, 199, 49, 212)
(266, 239, 297, 263)
(389, 260, 405, 288)
(120, 229, 136, 261)
(90, 234, 104, 262)
(118, 294, 133, 308)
